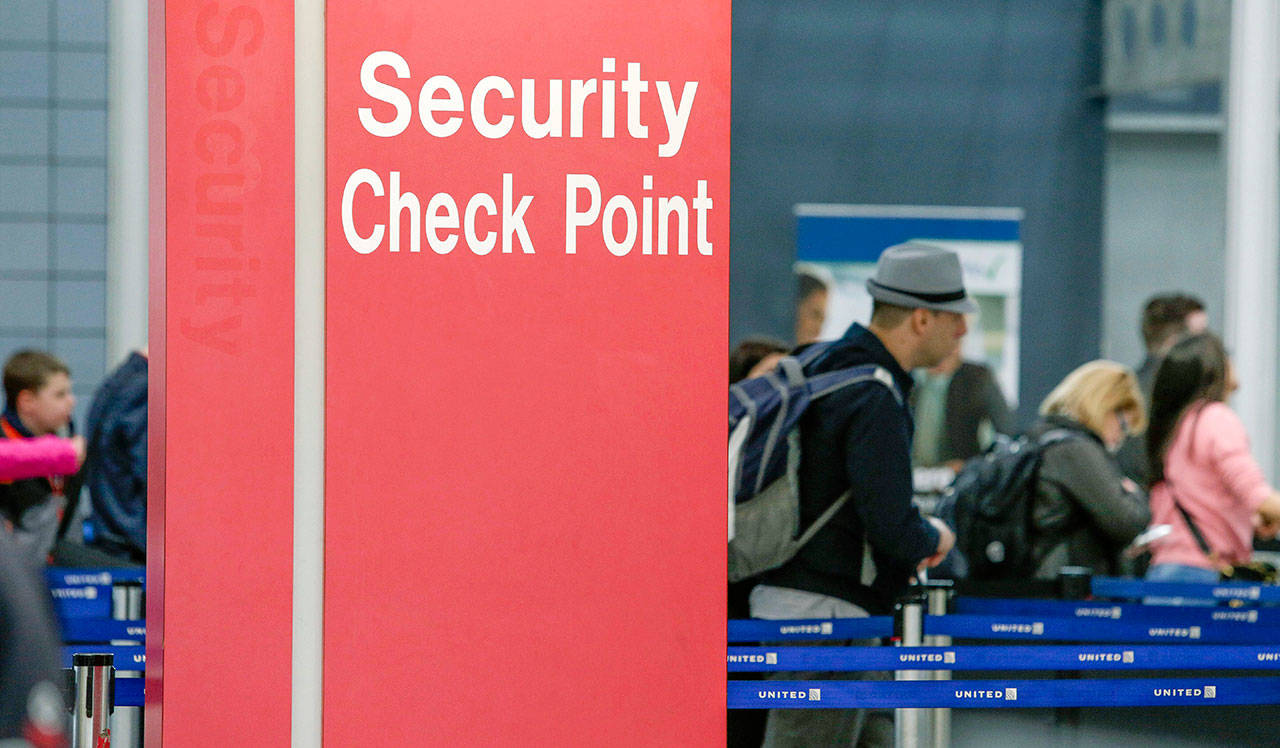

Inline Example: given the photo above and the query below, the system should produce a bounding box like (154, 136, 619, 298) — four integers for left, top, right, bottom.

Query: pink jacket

(0, 435, 79, 482)
(1149, 401, 1272, 569)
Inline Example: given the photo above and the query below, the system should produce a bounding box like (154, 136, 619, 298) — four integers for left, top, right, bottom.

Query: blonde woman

(1027, 361, 1151, 578)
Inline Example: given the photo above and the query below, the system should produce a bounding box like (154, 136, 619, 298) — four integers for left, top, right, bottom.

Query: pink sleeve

(1200, 403, 1272, 511)
(0, 436, 79, 481)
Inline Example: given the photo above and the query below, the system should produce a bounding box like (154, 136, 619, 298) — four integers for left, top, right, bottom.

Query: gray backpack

(728, 344, 902, 582)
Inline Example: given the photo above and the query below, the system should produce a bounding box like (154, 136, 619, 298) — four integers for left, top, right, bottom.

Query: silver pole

(294, 1, 327, 746)
(925, 582, 952, 748)
(106, 0, 150, 362)
(109, 581, 143, 748)
(1225, 0, 1280, 480)
(894, 591, 927, 748)
(110, 584, 128, 621)
(71, 654, 114, 748)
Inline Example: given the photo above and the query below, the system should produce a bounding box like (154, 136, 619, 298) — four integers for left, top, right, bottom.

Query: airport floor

(732, 703, 1280, 747)
(952, 705, 1280, 747)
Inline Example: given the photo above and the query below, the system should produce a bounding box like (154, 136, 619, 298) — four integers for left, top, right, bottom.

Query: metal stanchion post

(110, 582, 129, 620)
(1054, 566, 1092, 727)
(924, 580, 953, 748)
(894, 589, 928, 748)
(110, 580, 144, 748)
(71, 653, 114, 748)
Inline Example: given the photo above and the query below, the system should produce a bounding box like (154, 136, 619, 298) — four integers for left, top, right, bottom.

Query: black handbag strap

(1168, 486, 1216, 561)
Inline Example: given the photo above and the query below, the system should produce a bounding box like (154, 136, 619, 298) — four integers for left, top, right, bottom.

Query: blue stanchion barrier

(115, 676, 144, 708)
(927, 614, 1280, 643)
(49, 585, 113, 619)
(728, 676, 1280, 709)
(728, 617, 893, 642)
(62, 645, 145, 670)
(60, 618, 145, 643)
(728, 644, 1280, 672)
(46, 567, 145, 588)
(1092, 576, 1280, 604)
(955, 597, 1280, 626)
(729, 612, 1280, 643)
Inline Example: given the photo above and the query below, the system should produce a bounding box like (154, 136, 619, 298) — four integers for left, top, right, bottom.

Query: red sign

(325, 2, 729, 744)
(149, 2, 294, 745)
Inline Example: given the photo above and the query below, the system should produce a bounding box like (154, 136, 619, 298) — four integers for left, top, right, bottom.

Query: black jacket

(760, 323, 940, 613)
(1029, 415, 1151, 578)
(85, 352, 148, 561)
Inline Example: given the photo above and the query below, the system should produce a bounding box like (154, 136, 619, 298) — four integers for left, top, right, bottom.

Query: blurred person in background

(0, 528, 66, 747)
(729, 337, 788, 385)
(1026, 360, 1150, 579)
(910, 344, 1015, 474)
(1145, 333, 1280, 584)
(1118, 293, 1207, 485)
(794, 272, 829, 346)
(85, 348, 148, 564)
(0, 350, 82, 566)
(1135, 293, 1207, 395)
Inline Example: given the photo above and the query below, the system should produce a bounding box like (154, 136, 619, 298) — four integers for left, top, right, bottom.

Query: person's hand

(69, 435, 86, 469)
(919, 516, 955, 569)
(1255, 512, 1280, 540)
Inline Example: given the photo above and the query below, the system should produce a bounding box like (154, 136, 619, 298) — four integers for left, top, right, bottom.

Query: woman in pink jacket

(1146, 333, 1280, 583)
(0, 434, 83, 482)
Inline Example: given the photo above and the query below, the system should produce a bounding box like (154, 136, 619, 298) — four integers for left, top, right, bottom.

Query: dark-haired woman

(1146, 333, 1280, 583)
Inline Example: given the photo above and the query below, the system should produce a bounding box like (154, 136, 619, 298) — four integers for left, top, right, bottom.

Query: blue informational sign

(793, 204, 1023, 405)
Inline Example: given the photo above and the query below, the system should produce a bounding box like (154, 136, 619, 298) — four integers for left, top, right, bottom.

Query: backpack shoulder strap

(808, 364, 903, 407)
(1036, 428, 1081, 449)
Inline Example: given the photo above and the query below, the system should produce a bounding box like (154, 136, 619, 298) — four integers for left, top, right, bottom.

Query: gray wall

(0, 1, 108, 427)
(732, 0, 1107, 424)
(1102, 130, 1224, 366)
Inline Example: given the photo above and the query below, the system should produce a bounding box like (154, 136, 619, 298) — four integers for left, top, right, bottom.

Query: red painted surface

(325, 3, 729, 744)
(147, 2, 294, 745)
(144, 0, 165, 738)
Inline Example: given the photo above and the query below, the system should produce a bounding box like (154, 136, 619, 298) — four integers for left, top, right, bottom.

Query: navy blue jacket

(760, 323, 940, 613)
(86, 352, 148, 560)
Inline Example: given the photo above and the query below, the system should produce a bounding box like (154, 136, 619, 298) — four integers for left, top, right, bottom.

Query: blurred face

(1101, 409, 1130, 451)
(795, 288, 827, 345)
(1184, 310, 1208, 336)
(17, 372, 74, 435)
(916, 310, 967, 369)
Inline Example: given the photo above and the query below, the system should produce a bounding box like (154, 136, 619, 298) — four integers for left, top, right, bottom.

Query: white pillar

(106, 0, 150, 364)
(294, 1, 326, 745)
(1224, 0, 1279, 480)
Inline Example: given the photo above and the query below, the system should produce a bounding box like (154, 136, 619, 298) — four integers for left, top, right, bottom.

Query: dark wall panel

(731, 0, 1104, 421)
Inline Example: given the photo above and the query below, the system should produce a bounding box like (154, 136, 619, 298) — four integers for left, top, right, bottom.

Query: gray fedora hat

(865, 242, 977, 314)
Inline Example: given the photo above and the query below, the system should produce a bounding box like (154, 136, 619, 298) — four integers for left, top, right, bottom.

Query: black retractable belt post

(894, 589, 928, 748)
(71, 653, 114, 747)
(1055, 566, 1093, 727)
(1057, 565, 1093, 601)
(923, 580, 953, 748)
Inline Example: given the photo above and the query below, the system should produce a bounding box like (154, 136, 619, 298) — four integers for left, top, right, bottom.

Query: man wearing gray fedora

(750, 242, 966, 747)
